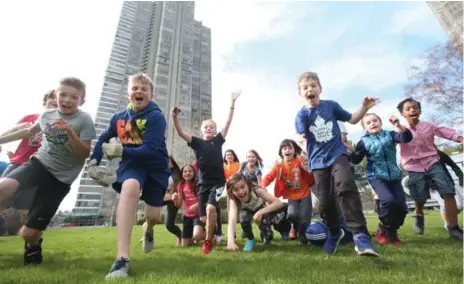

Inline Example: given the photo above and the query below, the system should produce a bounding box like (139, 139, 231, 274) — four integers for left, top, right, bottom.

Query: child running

(261, 139, 314, 244)
(295, 71, 378, 256)
(0, 77, 96, 265)
(172, 92, 240, 254)
(351, 113, 413, 245)
(163, 155, 183, 246)
(175, 164, 206, 246)
(0, 90, 57, 229)
(397, 98, 463, 240)
(241, 150, 264, 183)
(88, 73, 170, 278)
(224, 173, 286, 252)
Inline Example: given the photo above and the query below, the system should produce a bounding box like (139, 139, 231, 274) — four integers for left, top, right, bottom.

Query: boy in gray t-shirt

(0, 77, 96, 266)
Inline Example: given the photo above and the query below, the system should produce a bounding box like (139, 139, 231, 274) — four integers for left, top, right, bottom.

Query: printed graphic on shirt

(284, 166, 301, 190)
(309, 115, 334, 143)
(215, 186, 224, 202)
(28, 132, 42, 146)
(43, 123, 68, 145)
(117, 119, 147, 145)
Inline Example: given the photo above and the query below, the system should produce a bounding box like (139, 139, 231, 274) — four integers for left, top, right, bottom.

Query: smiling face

(281, 144, 295, 162)
(231, 179, 250, 202)
(201, 120, 217, 140)
(225, 151, 235, 163)
(128, 78, 153, 111)
(401, 100, 421, 125)
(56, 85, 83, 115)
(182, 165, 195, 182)
(246, 152, 257, 166)
(362, 114, 382, 134)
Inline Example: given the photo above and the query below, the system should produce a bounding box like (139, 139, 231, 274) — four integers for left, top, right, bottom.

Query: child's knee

(120, 179, 141, 200)
(19, 226, 41, 242)
(206, 204, 216, 216)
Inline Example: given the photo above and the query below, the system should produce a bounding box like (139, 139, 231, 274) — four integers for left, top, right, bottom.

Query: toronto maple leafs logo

(309, 115, 334, 143)
(44, 123, 68, 145)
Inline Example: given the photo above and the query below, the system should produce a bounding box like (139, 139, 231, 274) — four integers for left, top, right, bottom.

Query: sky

(0, 1, 452, 210)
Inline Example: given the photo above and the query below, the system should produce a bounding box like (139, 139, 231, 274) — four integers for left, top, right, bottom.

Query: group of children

(0, 71, 462, 280)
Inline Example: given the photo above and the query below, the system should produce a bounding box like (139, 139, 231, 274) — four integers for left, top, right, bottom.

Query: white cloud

(384, 2, 446, 38)
(315, 43, 409, 96)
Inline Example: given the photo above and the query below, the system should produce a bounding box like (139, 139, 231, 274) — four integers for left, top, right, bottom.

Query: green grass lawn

(0, 212, 462, 284)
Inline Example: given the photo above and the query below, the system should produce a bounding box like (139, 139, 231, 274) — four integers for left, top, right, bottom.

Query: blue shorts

(407, 162, 455, 205)
(112, 167, 169, 207)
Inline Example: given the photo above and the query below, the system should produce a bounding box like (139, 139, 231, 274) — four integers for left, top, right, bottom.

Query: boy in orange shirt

(261, 139, 314, 243)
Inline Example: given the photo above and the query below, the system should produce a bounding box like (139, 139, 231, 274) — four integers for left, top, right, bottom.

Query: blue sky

(0, 1, 452, 209)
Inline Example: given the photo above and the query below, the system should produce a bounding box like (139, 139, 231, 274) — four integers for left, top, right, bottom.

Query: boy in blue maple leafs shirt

(295, 71, 378, 257)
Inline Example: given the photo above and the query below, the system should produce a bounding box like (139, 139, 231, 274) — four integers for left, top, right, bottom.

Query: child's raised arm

(220, 92, 240, 138)
(389, 115, 413, 144)
(224, 199, 240, 252)
(261, 163, 279, 188)
(171, 107, 192, 143)
(348, 97, 378, 124)
(432, 124, 463, 143)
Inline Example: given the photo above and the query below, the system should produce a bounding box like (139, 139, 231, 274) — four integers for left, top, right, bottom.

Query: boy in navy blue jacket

(88, 73, 169, 279)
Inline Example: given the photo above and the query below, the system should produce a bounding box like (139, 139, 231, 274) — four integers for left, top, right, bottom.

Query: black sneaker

(413, 215, 424, 235)
(447, 226, 463, 241)
(24, 238, 43, 266)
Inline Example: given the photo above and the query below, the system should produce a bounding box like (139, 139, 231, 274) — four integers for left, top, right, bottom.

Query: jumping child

(172, 92, 240, 254)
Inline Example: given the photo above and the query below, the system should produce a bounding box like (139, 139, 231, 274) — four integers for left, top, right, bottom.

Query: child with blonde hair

(172, 92, 240, 254)
(351, 113, 412, 245)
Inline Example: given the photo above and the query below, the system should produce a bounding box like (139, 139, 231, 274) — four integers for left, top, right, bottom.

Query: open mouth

(135, 97, 144, 102)
(60, 104, 72, 110)
(307, 94, 316, 100)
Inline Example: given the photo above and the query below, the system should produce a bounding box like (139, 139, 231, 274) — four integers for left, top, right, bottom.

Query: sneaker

(389, 231, 403, 247)
(323, 229, 345, 255)
(354, 233, 379, 257)
(24, 238, 43, 266)
(447, 225, 464, 241)
(263, 238, 272, 245)
(289, 228, 297, 240)
(141, 222, 154, 253)
(105, 257, 131, 279)
(281, 232, 290, 241)
(202, 239, 213, 255)
(340, 229, 354, 245)
(243, 239, 256, 252)
(413, 214, 424, 235)
(216, 234, 224, 243)
(375, 226, 390, 245)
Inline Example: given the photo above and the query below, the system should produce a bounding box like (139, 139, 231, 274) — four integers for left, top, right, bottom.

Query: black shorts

(182, 215, 203, 238)
(4, 158, 70, 231)
(1, 163, 37, 210)
(198, 183, 225, 218)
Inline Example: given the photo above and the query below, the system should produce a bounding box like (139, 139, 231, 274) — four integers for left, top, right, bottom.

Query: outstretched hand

(362, 97, 379, 110)
(389, 115, 400, 126)
(224, 243, 240, 252)
(231, 91, 241, 103)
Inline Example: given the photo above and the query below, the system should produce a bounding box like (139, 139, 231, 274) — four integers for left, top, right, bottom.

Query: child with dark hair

(261, 139, 314, 244)
(162, 155, 183, 246)
(397, 98, 463, 240)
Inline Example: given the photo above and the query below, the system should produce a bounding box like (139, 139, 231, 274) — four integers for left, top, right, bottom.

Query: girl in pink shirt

(176, 164, 205, 246)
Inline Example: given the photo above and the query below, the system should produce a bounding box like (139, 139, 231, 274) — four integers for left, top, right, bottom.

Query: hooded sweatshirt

(91, 101, 169, 179)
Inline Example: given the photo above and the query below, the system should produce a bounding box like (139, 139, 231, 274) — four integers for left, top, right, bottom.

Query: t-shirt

(188, 133, 226, 187)
(262, 158, 313, 200)
(295, 100, 351, 170)
(9, 114, 41, 165)
(179, 182, 198, 217)
(34, 109, 96, 184)
(239, 188, 264, 212)
(224, 162, 240, 180)
(241, 164, 262, 183)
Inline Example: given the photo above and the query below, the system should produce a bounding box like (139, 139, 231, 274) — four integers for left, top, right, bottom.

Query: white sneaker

(105, 257, 131, 279)
(216, 235, 224, 243)
(140, 222, 154, 253)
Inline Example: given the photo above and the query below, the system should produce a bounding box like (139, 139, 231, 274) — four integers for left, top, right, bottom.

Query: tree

(404, 40, 463, 128)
